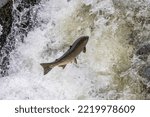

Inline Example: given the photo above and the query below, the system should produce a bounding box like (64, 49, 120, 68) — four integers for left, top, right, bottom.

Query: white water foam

(0, 24, 2, 36)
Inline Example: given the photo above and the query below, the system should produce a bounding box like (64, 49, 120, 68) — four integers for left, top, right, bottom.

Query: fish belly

(58, 57, 74, 66)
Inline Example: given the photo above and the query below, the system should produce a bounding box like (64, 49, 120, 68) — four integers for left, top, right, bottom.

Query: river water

(0, 0, 150, 99)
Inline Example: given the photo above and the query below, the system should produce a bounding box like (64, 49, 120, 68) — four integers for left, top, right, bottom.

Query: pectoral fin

(60, 65, 66, 69)
(83, 47, 86, 53)
(74, 58, 77, 64)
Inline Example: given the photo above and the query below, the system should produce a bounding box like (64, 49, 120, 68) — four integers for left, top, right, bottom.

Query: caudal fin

(40, 63, 52, 75)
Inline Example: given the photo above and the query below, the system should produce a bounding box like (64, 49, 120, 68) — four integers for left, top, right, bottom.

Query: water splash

(0, 24, 2, 36)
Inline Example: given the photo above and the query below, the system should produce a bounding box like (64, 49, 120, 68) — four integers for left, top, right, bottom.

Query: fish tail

(40, 63, 53, 75)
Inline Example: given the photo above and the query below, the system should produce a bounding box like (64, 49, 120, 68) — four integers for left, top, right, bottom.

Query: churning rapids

(1, 0, 150, 99)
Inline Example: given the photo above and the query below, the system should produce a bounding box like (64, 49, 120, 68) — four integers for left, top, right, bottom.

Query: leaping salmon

(40, 36, 89, 75)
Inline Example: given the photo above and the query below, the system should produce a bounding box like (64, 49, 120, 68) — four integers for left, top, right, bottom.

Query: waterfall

(0, 0, 150, 99)
(0, 0, 9, 8)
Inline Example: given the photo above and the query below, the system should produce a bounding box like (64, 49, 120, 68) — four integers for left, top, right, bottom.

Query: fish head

(79, 36, 89, 46)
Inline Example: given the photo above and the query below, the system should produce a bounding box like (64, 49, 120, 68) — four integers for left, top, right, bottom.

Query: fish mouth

(82, 36, 89, 42)
(85, 36, 89, 40)
(85, 36, 89, 42)
(79, 36, 89, 43)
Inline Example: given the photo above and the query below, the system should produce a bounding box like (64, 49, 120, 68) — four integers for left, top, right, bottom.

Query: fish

(40, 36, 89, 75)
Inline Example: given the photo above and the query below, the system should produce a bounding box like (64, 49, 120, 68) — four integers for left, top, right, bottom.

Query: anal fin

(74, 58, 77, 64)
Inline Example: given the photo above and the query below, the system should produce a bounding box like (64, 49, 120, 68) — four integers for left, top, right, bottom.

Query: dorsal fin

(70, 46, 72, 49)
